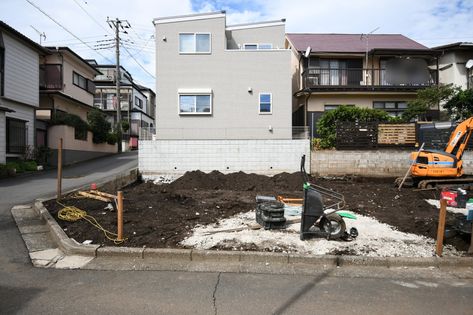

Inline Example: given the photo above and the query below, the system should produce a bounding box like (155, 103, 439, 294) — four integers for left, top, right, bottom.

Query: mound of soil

(44, 171, 470, 251)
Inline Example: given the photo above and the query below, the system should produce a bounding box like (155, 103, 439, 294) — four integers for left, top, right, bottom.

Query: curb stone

(30, 173, 473, 273)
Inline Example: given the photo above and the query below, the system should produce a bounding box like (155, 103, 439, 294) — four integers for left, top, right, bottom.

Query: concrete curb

(31, 167, 473, 272)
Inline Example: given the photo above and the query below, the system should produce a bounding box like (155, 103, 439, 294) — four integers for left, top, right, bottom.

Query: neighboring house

(153, 11, 292, 140)
(0, 21, 47, 164)
(285, 33, 440, 137)
(88, 60, 155, 146)
(432, 42, 473, 90)
(38, 47, 116, 165)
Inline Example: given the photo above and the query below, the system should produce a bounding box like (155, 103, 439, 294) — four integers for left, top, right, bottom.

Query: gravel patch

(181, 210, 460, 257)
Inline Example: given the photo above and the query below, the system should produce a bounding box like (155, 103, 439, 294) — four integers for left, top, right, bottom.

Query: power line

(71, 0, 111, 35)
(25, 0, 114, 64)
(121, 44, 155, 79)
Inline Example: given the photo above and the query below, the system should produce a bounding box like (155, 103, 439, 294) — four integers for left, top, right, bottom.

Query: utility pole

(107, 18, 130, 153)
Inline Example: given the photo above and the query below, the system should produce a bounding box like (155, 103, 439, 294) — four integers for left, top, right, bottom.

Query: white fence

(139, 139, 310, 178)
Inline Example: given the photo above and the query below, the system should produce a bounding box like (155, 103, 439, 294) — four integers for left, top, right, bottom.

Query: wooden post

(468, 214, 473, 254)
(117, 191, 123, 241)
(57, 138, 63, 200)
(436, 198, 447, 256)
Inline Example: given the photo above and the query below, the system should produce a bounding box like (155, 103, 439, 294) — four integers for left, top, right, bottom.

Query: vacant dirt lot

(45, 171, 469, 251)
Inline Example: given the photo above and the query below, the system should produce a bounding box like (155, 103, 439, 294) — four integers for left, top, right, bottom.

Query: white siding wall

(3, 33, 39, 107)
(4, 99, 35, 153)
(0, 111, 5, 163)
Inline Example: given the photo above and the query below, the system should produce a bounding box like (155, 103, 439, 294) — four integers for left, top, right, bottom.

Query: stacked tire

(256, 201, 286, 230)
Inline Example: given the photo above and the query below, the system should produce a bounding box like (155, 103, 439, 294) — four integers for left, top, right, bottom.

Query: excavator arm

(445, 117, 473, 160)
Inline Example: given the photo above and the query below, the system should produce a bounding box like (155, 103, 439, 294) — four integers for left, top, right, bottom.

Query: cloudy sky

(1, 0, 473, 89)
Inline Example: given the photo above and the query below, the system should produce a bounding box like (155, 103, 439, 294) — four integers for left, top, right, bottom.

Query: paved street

(1, 151, 472, 314)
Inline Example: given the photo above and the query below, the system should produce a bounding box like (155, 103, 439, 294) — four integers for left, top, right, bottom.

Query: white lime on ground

(180, 210, 460, 257)
(425, 199, 468, 215)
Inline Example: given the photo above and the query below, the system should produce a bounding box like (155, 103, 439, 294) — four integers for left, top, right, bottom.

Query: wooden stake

(436, 198, 447, 257)
(77, 191, 111, 202)
(117, 191, 123, 241)
(468, 220, 473, 255)
(57, 138, 63, 200)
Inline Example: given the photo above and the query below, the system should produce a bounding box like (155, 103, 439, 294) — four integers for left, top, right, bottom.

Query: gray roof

(286, 33, 429, 53)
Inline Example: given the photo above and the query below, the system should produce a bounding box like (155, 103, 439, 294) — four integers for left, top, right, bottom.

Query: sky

(1, 0, 473, 90)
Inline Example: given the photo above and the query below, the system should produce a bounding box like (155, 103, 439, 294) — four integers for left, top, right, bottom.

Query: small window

(259, 93, 272, 114)
(135, 96, 143, 108)
(259, 43, 273, 50)
(179, 94, 212, 114)
(243, 44, 258, 50)
(73, 71, 88, 91)
(324, 104, 355, 111)
(179, 33, 211, 53)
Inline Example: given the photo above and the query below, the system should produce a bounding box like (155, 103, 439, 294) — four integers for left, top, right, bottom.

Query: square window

(196, 34, 210, 52)
(244, 44, 258, 50)
(373, 102, 384, 109)
(259, 93, 272, 114)
(179, 34, 194, 53)
(179, 95, 195, 113)
(196, 95, 211, 112)
(397, 102, 408, 109)
(385, 102, 396, 109)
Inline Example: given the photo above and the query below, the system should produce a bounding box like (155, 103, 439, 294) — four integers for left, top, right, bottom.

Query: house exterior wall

(155, 16, 292, 139)
(60, 53, 95, 105)
(2, 33, 39, 107)
(52, 96, 89, 121)
(306, 93, 417, 112)
(437, 50, 473, 89)
(0, 111, 5, 163)
(226, 24, 285, 49)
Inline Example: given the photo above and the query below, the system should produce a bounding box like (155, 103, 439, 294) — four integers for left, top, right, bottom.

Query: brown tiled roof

(286, 33, 429, 53)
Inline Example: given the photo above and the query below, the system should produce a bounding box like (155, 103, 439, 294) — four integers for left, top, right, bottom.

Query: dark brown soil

(44, 171, 470, 251)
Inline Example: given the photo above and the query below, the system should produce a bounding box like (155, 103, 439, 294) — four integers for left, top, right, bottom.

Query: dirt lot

(45, 171, 470, 251)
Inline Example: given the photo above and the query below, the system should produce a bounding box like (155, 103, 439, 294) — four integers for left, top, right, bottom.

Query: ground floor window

(373, 101, 408, 117)
(324, 104, 355, 111)
(179, 94, 212, 114)
(6, 118, 27, 154)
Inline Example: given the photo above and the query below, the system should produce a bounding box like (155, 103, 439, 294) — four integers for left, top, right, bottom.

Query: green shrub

(88, 108, 112, 144)
(23, 160, 38, 172)
(51, 112, 90, 140)
(0, 163, 16, 178)
(106, 132, 118, 145)
(316, 106, 393, 149)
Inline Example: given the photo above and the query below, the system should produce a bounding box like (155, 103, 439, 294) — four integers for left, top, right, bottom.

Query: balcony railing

(39, 64, 63, 90)
(302, 68, 437, 89)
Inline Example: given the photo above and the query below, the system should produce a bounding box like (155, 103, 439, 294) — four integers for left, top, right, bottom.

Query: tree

(402, 85, 458, 121)
(87, 108, 112, 144)
(443, 89, 473, 120)
(316, 105, 393, 149)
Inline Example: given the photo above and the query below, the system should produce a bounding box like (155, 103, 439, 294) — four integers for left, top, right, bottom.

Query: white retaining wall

(311, 150, 473, 177)
(139, 139, 310, 177)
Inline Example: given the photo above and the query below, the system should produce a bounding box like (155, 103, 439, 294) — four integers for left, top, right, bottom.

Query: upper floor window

(243, 43, 273, 50)
(259, 93, 272, 114)
(179, 33, 211, 54)
(135, 96, 143, 108)
(73, 71, 95, 94)
(373, 101, 408, 117)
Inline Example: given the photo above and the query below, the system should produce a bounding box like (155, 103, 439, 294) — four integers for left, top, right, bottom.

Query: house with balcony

(432, 42, 473, 90)
(285, 33, 440, 137)
(88, 61, 155, 147)
(0, 21, 47, 164)
(38, 47, 117, 165)
(153, 11, 292, 140)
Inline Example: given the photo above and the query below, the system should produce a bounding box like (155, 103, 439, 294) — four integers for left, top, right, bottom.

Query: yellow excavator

(399, 117, 473, 188)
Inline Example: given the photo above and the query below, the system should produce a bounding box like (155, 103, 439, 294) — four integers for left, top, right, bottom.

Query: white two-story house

(0, 21, 47, 164)
(153, 11, 292, 139)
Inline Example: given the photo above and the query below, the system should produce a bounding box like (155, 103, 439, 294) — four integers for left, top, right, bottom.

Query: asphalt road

(1, 151, 472, 314)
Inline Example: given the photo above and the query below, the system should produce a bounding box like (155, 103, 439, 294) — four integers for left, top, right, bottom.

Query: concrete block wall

(311, 150, 473, 177)
(139, 139, 310, 177)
